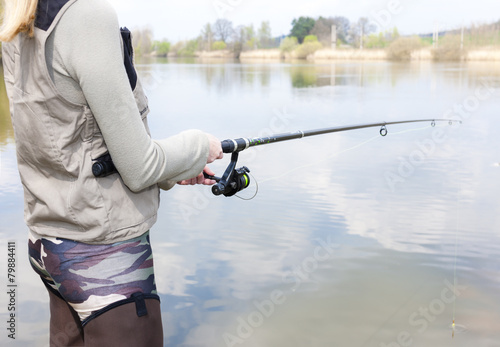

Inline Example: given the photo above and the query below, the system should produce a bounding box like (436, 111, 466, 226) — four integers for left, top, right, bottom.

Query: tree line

(131, 16, 500, 58)
(132, 16, 383, 57)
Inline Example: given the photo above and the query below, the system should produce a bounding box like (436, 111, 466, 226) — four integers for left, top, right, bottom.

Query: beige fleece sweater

(45, 0, 209, 191)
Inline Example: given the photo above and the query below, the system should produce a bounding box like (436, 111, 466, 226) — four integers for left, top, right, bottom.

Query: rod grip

(221, 140, 235, 153)
(221, 138, 249, 153)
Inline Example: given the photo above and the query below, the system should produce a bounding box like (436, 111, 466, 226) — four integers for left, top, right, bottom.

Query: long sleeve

(48, 0, 209, 192)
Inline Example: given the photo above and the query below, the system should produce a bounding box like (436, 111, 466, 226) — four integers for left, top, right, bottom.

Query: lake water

(1, 59, 499, 346)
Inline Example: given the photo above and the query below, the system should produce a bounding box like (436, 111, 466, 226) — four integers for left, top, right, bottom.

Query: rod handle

(221, 138, 250, 153)
(221, 140, 235, 153)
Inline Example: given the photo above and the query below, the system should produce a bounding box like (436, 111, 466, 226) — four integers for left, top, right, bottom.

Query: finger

(197, 173, 206, 184)
(203, 166, 215, 176)
(203, 179, 216, 185)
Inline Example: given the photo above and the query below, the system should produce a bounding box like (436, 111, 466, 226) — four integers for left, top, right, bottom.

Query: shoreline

(185, 48, 500, 62)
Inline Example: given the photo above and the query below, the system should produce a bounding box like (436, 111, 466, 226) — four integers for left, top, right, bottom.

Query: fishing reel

(204, 152, 251, 197)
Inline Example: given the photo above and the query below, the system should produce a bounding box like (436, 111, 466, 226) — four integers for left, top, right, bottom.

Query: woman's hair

(0, 0, 39, 42)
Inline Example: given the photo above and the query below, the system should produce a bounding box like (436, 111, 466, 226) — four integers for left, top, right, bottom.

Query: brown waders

(46, 286, 163, 346)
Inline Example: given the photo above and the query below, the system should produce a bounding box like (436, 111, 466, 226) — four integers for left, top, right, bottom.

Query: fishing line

(257, 124, 441, 185)
(234, 172, 259, 200)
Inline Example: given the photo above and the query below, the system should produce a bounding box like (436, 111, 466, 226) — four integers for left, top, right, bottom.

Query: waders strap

(131, 292, 148, 317)
(81, 292, 160, 326)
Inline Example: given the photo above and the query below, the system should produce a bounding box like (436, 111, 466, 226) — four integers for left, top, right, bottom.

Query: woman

(0, 0, 223, 345)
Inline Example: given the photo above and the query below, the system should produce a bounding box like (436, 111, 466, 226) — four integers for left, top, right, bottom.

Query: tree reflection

(291, 66, 318, 88)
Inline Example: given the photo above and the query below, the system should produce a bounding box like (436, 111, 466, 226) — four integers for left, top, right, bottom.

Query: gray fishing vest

(2, 0, 159, 243)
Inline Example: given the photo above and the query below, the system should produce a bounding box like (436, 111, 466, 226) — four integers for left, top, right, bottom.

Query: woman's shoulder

(62, 0, 119, 31)
(50, 0, 123, 82)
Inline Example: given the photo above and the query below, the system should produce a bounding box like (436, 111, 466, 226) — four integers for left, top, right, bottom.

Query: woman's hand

(206, 133, 223, 164)
(177, 166, 217, 186)
(177, 134, 223, 186)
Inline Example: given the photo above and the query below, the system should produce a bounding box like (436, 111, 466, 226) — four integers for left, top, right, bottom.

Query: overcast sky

(106, 0, 499, 42)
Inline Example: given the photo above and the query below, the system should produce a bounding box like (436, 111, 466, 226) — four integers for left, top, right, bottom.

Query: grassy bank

(238, 48, 500, 61)
(194, 50, 234, 58)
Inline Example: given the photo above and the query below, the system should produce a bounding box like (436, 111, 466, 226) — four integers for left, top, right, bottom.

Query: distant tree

(244, 25, 256, 41)
(387, 36, 423, 60)
(258, 21, 272, 48)
(349, 17, 376, 48)
(170, 41, 184, 55)
(232, 24, 257, 56)
(212, 41, 227, 50)
(232, 25, 246, 56)
(290, 17, 316, 43)
(244, 24, 256, 49)
(132, 27, 154, 56)
(332, 16, 351, 43)
(358, 17, 376, 36)
(232, 24, 256, 50)
(365, 32, 387, 48)
(310, 16, 351, 46)
(200, 23, 214, 51)
(392, 27, 400, 40)
(311, 17, 334, 46)
(295, 39, 322, 59)
(175, 38, 200, 57)
(365, 27, 401, 49)
(152, 39, 171, 56)
(303, 35, 319, 43)
(280, 36, 298, 53)
(213, 19, 234, 43)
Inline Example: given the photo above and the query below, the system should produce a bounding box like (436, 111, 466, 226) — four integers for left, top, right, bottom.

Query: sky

(106, 0, 500, 42)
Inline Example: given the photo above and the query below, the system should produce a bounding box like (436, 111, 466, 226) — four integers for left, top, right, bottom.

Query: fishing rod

(203, 119, 460, 197)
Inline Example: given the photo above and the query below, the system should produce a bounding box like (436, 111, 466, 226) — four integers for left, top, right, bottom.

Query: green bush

(212, 41, 227, 51)
(365, 33, 388, 49)
(245, 37, 257, 50)
(152, 40, 170, 56)
(303, 35, 319, 43)
(295, 41, 323, 59)
(280, 36, 299, 53)
(172, 39, 199, 57)
(387, 36, 423, 61)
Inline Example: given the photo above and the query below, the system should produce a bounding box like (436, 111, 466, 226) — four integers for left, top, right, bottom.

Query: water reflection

(1, 60, 500, 346)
